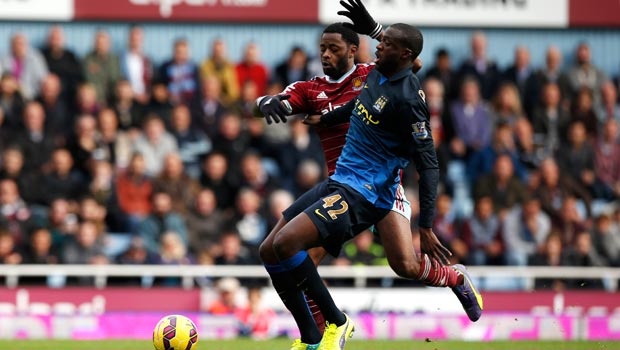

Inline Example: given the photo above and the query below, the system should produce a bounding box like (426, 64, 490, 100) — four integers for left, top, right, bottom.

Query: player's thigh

(273, 211, 324, 260)
(376, 211, 420, 276)
(258, 217, 288, 264)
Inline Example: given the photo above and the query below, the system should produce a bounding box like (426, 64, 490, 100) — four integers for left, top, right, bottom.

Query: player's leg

(259, 182, 333, 348)
(307, 247, 328, 334)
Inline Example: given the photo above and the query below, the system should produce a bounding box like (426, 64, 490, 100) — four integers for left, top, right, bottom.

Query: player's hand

(258, 94, 292, 124)
(303, 114, 322, 126)
(338, 0, 383, 39)
(419, 227, 452, 265)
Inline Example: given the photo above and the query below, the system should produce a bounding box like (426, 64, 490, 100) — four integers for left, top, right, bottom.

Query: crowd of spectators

(0, 25, 619, 291)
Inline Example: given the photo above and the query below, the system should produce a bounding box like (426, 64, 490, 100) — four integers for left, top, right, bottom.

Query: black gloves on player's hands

(338, 0, 383, 39)
(258, 94, 292, 124)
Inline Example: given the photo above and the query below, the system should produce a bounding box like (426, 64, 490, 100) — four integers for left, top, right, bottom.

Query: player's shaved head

(389, 23, 423, 61)
(323, 23, 359, 47)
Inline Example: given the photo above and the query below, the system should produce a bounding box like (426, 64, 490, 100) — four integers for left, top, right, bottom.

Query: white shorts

(391, 184, 412, 221)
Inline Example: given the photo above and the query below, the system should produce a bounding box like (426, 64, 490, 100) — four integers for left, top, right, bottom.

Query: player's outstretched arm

(304, 97, 356, 127)
(338, 0, 383, 40)
(254, 94, 292, 125)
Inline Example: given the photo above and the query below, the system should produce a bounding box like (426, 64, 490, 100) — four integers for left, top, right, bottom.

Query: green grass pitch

(1, 339, 619, 350)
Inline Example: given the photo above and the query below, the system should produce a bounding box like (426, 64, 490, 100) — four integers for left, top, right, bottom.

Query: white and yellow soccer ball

(153, 314, 198, 350)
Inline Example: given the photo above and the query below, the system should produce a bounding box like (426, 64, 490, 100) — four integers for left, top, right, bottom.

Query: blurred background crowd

(0, 24, 619, 290)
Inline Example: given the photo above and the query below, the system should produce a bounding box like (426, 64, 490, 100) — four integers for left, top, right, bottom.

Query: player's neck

(327, 64, 356, 82)
(377, 63, 412, 79)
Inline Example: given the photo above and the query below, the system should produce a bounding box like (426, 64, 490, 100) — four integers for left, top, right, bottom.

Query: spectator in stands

(531, 82, 571, 154)
(84, 30, 121, 106)
(43, 198, 79, 246)
(238, 151, 279, 199)
(468, 121, 526, 183)
(597, 80, 620, 123)
(41, 26, 84, 107)
(474, 154, 527, 217)
(502, 46, 538, 116)
(461, 196, 503, 265)
(0, 148, 31, 203)
(211, 112, 249, 181)
(213, 231, 254, 265)
(113, 79, 145, 131)
(97, 108, 132, 169)
(1, 33, 48, 100)
(423, 77, 451, 149)
(78, 196, 108, 235)
(592, 213, 620, 266)
(534, 46, 571, 108)
(280, 118, 325, 190)
(61, 220, 107, 265)
(13, 101, 55, 173)
(236, 287, 277, 339)
(200, 151, 237, 211)
(567, 42, 607, 106)
(503, 195, 551, 266)
(22, 227, 58, 264)
(293, 159, 323, 199)
(552, 196, 588, 248)
(433, 193, 467, 263)
(0, 229, 21, 264)
(89, 160, 115, 216)
(491, 82, 525, 127)
(556, 121, 598, 197)
(159, 38, 200, 105)
(528, 232, 568, 291)
(121, 25, 152, 104)
(265, 189, 294, 232)
(36, 74, 70, 142)
(571, 87, 599, 139)
(133, 115, 178, 176)
(185, 188, 228, 255)
(458, 31, 500, 100)
(153, 153, 201, 215)
(136, 191, 187, 254)
(513, 117, 544, 172)
(201, 39, 239, 105)
(533, 158, 592, 222)
(425, 48, 457, 100)
(563, 231, 605, 288)
(0, 73, 25, 132)
(342, 230, 388, 266)
(157, 231, 193, 265)
(116, 236, 157, 265)
(230, 188, 267, 251)
(68, 114, 106, 178)
(191, 75, 228, 138)
(171, 104, 211, 179)
(75, 83, 100, 117)
(235, 42, 269, 97)
(594, 119, 620, 200)
(145, 80, 173, 126)
(115, 153, 152, 232)
(273, 46, 310, 87)
(38, 148, 84, 206)
(354, 36, 373, 65)
(449, 76, 493, 159)
(207, 277, 242, 315)
(232, 80, 260, 120)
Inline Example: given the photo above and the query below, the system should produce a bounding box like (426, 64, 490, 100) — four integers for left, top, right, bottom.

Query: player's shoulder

(354, 62, 375, 75)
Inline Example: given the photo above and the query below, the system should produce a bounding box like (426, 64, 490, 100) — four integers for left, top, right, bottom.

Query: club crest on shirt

(412, 121, 429, 139)
(352, 76, 364, 91)
(373, 96, 388, 112)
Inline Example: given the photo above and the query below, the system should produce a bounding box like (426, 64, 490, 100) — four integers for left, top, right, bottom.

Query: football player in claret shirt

(255, 2, 482, 350)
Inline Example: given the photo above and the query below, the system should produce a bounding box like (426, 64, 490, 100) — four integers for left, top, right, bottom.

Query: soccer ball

(153, 314, 199, 350)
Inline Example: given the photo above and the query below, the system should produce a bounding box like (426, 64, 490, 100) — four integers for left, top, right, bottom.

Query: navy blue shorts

(283, 179, 390, 257)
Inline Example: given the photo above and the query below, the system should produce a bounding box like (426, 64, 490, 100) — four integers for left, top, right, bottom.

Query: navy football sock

(281, 252, 346, 326)
(265, 263, 322, 344)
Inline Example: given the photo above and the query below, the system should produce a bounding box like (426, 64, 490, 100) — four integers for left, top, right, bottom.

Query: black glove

(258, 94, 292, 124)
(338, 0, 383, 39)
